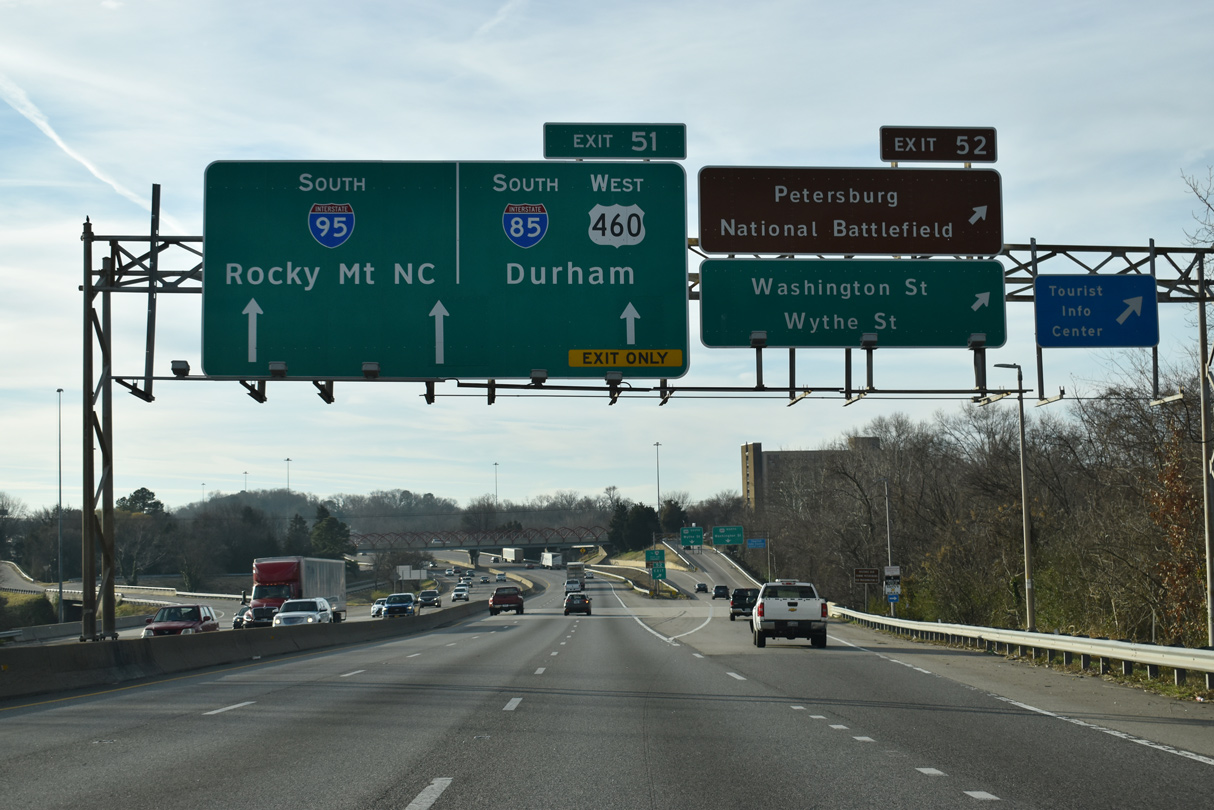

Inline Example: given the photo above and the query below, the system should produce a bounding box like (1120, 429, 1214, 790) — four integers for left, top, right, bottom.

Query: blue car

(383, 593, 416, 618)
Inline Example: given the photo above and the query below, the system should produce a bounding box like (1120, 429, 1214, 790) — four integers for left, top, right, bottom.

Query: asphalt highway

(1, 555, 1210, 809)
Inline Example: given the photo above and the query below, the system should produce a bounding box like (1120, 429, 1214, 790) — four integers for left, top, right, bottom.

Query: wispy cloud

(0, 70, 186, 233)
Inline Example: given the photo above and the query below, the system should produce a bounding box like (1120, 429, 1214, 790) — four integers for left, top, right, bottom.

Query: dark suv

(729, 588, 760, 621)
(712, 585, 730, 599)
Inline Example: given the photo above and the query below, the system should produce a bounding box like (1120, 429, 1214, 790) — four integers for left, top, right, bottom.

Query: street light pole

(243, 470, 248, 492)
(494, 462, 499, 508)
(57, 387, 64, 623)
(653, 442, 662, 513)
(285, 458, 292, 493)
(995, 362, 1036, 632)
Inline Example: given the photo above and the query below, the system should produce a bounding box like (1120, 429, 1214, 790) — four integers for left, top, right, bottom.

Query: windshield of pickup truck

(764, 586, 818, 599)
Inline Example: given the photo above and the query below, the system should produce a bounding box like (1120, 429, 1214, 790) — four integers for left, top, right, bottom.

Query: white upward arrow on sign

(621, 303, 640, 345)
(430, 301, 449, 364)
(242, 298, 263, 362)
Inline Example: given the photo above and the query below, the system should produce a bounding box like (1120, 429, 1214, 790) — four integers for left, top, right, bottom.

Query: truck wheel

(754, 628, 766, 648)
(489, 609, 498, 616)
(729, 613, 735, 622)
(812, 634, 827, 648)
(518, 607, 524, 615)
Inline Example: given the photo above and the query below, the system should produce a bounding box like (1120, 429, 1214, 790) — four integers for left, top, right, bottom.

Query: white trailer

(502, 547, 524, 563)
(541, 551, 563, 569)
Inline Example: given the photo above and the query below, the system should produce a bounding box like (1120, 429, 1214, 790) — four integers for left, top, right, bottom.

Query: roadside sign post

(203, 160, 688, 380)
(855, 567, 881, 612)
(884, 565, 901, 618)
(1033, 275, 1159, 348)
(699, 166, 1003, 256)
(700, 258, 1006, 349)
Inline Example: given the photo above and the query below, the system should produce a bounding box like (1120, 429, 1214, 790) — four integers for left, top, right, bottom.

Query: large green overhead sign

(202, 161, 689, 380)
(699, 258, 1006, 349)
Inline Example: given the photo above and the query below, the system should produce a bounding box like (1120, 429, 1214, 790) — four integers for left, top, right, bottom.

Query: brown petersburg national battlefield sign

(698, 166, 1003, 257)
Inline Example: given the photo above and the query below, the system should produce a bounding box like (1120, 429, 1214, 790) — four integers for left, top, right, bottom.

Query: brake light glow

(757, 602, 765, 618)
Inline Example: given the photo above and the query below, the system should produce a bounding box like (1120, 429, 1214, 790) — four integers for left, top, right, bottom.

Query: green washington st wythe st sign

(699, 259, 1007, 349)
(202, 161, 689, 380)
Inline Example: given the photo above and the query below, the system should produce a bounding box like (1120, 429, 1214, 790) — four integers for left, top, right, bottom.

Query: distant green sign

(645, 549, 666, 562)
(713, 525, 744, 545)
(680, 527, 704, 546)
(544, 123, 686, 160)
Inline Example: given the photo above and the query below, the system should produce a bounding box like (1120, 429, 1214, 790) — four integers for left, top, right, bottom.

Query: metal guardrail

(832, 606, 1214, 689)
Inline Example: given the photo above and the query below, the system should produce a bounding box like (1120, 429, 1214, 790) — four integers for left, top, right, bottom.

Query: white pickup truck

(751, 580, 828, 648)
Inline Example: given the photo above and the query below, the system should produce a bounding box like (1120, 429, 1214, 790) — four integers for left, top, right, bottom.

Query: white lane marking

(408, 653, 421, 658)
(829, 724, 849, 730)
(404, 777, 453, 810)
(560, 642, 567, 646)
(693, 653, 705, 659)
(204, 701, 255, 715)
(503, 698, 522, 711)
(854, 736, 875, 742)
(535, 668, 546, 675)
(810, 715, 826, 719)
(992, 695, 1214, 766)
(607, 583, 713, 643)
(446, 643, 457, 647)
(727, 672, 747, 681)
(791, 705, 805, 710)
(340, 670, 365, 678)
(917, 768, 946, 776)
(964, 792, 1000, 800)
(550, 651, 559, 656)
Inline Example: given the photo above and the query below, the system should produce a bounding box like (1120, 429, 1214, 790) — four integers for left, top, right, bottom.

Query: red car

(141, 604, 219, 638)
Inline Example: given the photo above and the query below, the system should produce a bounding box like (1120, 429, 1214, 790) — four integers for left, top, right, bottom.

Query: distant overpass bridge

(353, 527, 608, 560)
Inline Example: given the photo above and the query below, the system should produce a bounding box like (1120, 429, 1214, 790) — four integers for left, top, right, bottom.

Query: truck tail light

(821, 602, 828, 618)
(757, 602, 765, 618)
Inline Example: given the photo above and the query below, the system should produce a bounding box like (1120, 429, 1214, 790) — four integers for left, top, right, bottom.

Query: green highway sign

(650, 563, 667, 580)
(544, 123, 686, 160)
(712, 525, 744, 545)
(680, 526, 704, 546)
(202, 161, 688, 380)
(700, 258, 1006, 349)
(645, 549, 666, 562)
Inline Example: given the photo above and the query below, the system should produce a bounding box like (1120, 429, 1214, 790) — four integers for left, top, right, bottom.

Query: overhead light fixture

(969, 333, 987, 349)
(750, 331, 768, 348)
(269, 361, 288, 378)
(861, 333, 878, 349)
(170, 360, 190, 378)
(362, 362, 380, 380)
(530, 369, 548, 385)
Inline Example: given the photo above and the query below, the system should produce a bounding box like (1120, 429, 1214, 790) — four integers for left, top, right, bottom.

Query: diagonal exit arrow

(972, 291, 991, 311)
(1116, 296, 1142, 325)
(968, 205, 988, 225)
(242, 298, 263, 362)
(430, 301, 449, 364)
(621, 302, 640, 345)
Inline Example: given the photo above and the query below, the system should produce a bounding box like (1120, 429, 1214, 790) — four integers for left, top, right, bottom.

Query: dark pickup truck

(488, 586, 525, 615)
(729, 588, 759, 621)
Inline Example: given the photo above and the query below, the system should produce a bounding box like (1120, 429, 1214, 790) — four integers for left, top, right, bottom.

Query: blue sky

(2, 0, 1212, 514)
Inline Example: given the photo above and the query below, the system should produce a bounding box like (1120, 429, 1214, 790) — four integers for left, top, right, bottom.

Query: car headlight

(181, 627, 195, 635)
(273, 617, 281, 626)
(307, 616, 315, 623)
(141, 627, 153, 638)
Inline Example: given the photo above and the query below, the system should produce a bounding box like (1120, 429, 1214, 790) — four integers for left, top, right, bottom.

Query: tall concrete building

(742, 438, 880, 513)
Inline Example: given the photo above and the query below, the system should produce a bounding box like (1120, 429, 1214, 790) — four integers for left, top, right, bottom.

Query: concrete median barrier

(0, 600, 487, 701)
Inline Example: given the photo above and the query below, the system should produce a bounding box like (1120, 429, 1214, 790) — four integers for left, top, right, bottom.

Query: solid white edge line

(404, 777, 454, 810)
(204, 701, 255, 715)
(837, 631, 1214, 768)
